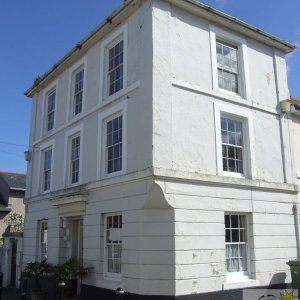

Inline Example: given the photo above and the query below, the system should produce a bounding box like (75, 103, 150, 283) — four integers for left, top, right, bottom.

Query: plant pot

(30, 291, 46, 300)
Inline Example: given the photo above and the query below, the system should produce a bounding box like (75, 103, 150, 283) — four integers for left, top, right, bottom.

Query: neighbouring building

(291, 98, 300, 212)
(0, 171, 26, 287)
(23, 0, 298, 299)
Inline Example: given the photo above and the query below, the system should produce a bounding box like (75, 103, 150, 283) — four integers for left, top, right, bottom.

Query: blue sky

(0, 0, 299, 174)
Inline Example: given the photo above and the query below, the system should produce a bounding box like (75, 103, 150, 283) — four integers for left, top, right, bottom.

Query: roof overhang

(25, 0, 296, 98)
(166, 0, 295, 54)
(25, 0, 141, 97)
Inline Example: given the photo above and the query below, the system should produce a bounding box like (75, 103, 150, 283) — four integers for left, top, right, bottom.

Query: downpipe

(293, 204, 300, 259)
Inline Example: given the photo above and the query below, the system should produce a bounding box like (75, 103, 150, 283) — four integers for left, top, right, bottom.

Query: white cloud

(286, 41, 299, 73)
(214, 0, 234, 8)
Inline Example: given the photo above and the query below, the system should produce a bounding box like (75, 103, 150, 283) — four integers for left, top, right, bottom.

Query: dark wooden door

(10, 239, 17, 286)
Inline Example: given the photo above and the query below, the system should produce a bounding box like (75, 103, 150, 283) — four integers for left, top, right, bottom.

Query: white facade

(23, 0, 298, 298)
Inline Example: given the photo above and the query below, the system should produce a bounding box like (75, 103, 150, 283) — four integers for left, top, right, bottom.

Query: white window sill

(222, 171, 245, 178)
(41, 189, 51, 195)
(70, 181, 82, 188)
(223, 279, 259, 290)
(104, 170, 124, 179)
(296, 171, 300, 179)
(217, 87, 243, 99)
(102, 81, 140, 105)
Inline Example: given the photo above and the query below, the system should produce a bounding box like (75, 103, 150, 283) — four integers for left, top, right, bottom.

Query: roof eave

(25, 0, 296, 98)
(166, 0, 295, 53)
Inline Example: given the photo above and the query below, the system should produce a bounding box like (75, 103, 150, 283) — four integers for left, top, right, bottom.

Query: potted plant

(52, 258, 79, 299)
(23, 259, 52, 300)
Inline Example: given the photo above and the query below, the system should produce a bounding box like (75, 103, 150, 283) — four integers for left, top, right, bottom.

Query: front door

(70, 219, 83, 294)
(71, 219, 83, 265)
(10, 239, 17, 286)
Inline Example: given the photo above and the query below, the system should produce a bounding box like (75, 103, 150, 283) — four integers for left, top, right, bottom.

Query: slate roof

(0, 171, 26, 190)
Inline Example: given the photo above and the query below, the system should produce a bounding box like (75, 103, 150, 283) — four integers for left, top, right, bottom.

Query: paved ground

(1, 287, 22, 300)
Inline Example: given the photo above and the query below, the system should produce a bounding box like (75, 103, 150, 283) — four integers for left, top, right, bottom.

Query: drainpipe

(273, 49, 288, 183)
(293, 204, 300, 259)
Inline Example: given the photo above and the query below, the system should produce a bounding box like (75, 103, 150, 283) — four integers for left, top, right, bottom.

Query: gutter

(25, 0, 296, 98)
(165, 0, 296, 53)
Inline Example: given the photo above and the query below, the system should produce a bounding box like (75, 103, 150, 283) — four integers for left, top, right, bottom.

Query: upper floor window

(221, 117, 243, 174)
(43, 148, 52, 191)
(74, 68, 84, 116)
(217, 41, 238, 93)
(215, 103, 256, 179)
(106, 115, 122, 174)
(210, 25, 250, 99)
(108, 40, 124, 96)
(105, 213, 122, 278)
(47, 90, 56, 131)
(71, 135, 80, 184)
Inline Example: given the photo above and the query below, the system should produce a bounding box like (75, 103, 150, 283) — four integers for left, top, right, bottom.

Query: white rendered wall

(26, 1, 153, 198)
(152, 0, 293, 185)
(23, 0, 298, 297)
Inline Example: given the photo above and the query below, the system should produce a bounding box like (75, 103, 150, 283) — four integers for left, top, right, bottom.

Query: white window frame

(99, 24, 128, 102)
(107, 39, 124, 96)
(41, 80, 58, 136)
(46, 89, 56, 131)
(70, 135, 81, 184)
(97, 102, 127, 180)
(216, 40, 239, 94)
(214, 102, 256, 179)
(104, 213, 122, 280)
(221, 116, 244, 175)
(225, 213, 250, 283)
(43, 147, 53, 192)
(66, 57, 87, 121)
(210, 25, 250, 100)
(105, 114, 123, 175)
(38, 219, 48, 262)
(63, 124, 84, 187)
(38, 139, 55, 194)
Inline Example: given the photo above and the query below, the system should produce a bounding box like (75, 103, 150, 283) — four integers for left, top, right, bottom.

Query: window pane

(71, 136, 80, 183)
(231, 229, 239, 242)
(228, 159, 236, 172)
(73, 69, 84, 115)
(216, 41, 238, 93)
(228, 146, 235, 159)
(240, 229, 246, 242)
(225, 229, 230, 242)
(231, 215, 239, 228)
(221, 117, 244, 173)
(222, 145, 227, 158)
(108, 41, 124, 96)
(223, 158, 228, 171)
(225, 215, 230, 228)
(221, 130, 228, 143)
(106, 116, 123, 174)
(225, 215, 247, 273)
(106, 215, 122, 275)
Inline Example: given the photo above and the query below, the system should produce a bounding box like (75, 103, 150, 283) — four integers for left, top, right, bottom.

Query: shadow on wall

(268, 272, 288, 289)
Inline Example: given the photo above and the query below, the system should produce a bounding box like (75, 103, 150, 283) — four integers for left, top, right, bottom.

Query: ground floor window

(104, 213, 122, 278)
(38, 220, 48, 261)
(225, 214, 248, 273)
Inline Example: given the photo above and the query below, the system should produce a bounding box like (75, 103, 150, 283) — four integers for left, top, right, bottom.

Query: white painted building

(23, 0, 298, 299)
